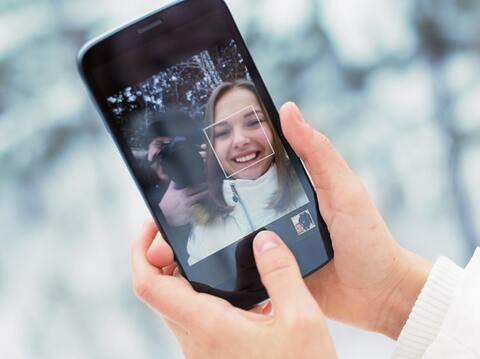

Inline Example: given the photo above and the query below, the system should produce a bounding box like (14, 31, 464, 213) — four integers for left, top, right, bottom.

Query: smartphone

(78, 0, 333, 309)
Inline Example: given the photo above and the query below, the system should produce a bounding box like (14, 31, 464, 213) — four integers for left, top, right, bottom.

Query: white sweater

(394, 248, 480, 358)
(187, 165, 309, 265)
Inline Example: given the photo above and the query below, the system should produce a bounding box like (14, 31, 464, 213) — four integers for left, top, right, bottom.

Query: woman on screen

(187, 80, 309, 265)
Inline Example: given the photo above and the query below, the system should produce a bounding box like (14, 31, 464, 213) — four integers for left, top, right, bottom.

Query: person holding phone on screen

(144, 111, 208, 228)
(186, 80, 309, 265)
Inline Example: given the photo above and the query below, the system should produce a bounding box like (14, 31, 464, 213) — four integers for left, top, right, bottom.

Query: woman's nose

(232, 129, 250, 148)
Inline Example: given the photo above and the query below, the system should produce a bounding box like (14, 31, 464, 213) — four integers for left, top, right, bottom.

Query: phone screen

(79, 0, 332, 307)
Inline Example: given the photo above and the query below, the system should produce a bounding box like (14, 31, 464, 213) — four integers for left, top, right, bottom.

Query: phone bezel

(78, 0, 333, 309)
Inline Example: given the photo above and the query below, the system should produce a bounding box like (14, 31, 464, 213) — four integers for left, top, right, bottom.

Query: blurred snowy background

(1, 0, 479, 358)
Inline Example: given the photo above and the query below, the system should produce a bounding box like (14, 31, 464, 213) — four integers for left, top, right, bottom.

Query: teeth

(235, 153, 257, 163)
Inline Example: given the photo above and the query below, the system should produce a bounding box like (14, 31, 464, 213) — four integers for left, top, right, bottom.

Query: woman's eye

(246, 119, 261, 128)
(214, 129, 230, 139)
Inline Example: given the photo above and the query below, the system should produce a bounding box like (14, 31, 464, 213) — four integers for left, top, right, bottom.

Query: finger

(183, 184, 208, 196)
(147, 232, 174, 269)
(162, 263, 177, 276)
(131, 221, 209, 330)
(165, 180, 176, 191)
(195, 183, 208, 191)
(253, 231, 316, 317)
(279, 102, 341, 166)
(187, 190, 208, 205)
(132, 219, 162, 277)
(279, 102, 361, 222)
(147, 146, 159, 162)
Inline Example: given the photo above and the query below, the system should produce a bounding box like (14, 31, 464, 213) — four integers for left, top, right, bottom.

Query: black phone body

(78, 0, 333, 309)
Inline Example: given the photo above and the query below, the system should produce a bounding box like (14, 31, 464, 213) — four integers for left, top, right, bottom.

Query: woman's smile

(232, 151, 259, 163)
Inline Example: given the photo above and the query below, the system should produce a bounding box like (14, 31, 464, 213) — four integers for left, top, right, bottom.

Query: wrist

(376, 249, 432, 339)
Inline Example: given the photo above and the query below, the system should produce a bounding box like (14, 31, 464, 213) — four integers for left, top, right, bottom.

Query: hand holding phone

(133, 222, 337, 359)
(143, 102, 430, 342)
(280, 102, 431, 340)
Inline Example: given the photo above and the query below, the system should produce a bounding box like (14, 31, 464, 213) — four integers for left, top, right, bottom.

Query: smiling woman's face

(212, 87, 274, 180)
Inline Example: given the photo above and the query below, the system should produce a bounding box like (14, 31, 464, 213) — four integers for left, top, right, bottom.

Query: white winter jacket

(187, 164, 309, 265)
(394, 248, 480, 358)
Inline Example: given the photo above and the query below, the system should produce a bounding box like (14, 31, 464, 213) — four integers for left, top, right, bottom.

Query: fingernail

(289, 102, 305, 123)
(254, 232, 279, 253)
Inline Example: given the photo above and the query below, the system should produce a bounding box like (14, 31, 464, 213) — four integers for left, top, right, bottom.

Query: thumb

(167, 180, 178, 190)
(253, 231, 317, 316)
(146, 231, 174, 270)
(280, 102, 352, 185)
(280, 102, 363, 222)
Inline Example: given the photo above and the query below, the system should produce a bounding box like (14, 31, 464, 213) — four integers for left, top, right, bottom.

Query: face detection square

(203, 105, 275, 179)
(291, 209, 316, 236)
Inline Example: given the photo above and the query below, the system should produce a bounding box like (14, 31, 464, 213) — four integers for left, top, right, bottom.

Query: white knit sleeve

(392, 256, 463, 359)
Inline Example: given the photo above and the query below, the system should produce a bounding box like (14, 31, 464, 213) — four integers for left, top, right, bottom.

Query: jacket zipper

(230, 183, 255, 231)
